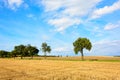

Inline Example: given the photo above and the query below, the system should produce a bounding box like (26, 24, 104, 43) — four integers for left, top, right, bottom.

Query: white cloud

(53, 46, 72, 52)
(6, 0, 23, 10)
(41, 34, 50, 41)
(42, 0, 63, 12)
(104, 21, 120, 30)
(42, 0, 101, 32)
(48, 17, 81, 32)
(91, 40, 120, 55)
(27, 14, 37, 20)
(62, 0, 101, 17)
(91, 0, 120, 19)
(42, 0, 101, 16)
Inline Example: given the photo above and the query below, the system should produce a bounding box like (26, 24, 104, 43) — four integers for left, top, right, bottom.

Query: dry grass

(0, 57, 120, 80)
(18, 56, 120, 61)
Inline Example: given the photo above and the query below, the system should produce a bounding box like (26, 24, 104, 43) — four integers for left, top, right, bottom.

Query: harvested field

(0, 58, 120, 80)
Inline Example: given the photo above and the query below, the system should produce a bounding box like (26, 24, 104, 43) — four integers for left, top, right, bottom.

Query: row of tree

(0, 42, 51, 59)
(0, 37, 92, 60)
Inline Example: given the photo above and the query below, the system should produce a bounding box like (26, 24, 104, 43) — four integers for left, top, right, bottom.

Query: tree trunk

(31, 55, 33, 59)
(81, 49, 84, 61)
(14, 56, 15, 59)
(44, 52, 46, 59)
(21, 55, 23, 59)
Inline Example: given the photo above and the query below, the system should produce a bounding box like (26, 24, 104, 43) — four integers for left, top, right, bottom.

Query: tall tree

(73, 37, 92, 60)
(14, 45, 26, 59)
(27, 44, 39, 59)
(47, 46, 51, 53)
(41, 42, 51, 59)
(11, 50, 18, 59)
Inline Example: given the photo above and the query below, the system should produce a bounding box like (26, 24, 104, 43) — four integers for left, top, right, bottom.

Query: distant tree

(41, 42, 51, 59)
(73, 37, 92, 60)
(23, 47, 29, 57)
(7, 52, 12, 58)
(47, 46, 51, 53)
(27, 44, 39, 59)
(0, 50, 9, 58)
(14, 45, 26, 59)
(11, 50, 18, 59)
(0, 50, 5, 58)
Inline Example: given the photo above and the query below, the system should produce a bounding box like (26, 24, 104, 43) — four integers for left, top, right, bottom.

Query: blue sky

(0, 0, 120, 56)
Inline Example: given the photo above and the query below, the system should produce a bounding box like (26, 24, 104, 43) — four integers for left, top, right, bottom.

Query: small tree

(47, 46, 51, 53)
(73, 37, 92, 60)
(41, 42, 51, 59)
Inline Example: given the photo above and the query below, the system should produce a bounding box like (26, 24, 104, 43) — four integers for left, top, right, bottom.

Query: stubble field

(0, 57, 120, 80)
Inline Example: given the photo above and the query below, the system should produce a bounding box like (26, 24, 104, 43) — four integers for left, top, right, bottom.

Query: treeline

(0, 37, 92, 60)
(0, 50, 11, 58)
(0, 42, 51, 59)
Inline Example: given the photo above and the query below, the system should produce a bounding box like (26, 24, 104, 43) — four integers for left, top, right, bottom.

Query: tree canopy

(27, 44, 39, 59)
(0, 50, 10, 58)
(41, 42, 51, 59)
(11, 44, 39, 59)
(73, 37, 92, 60)
(14, 45, 26, 59)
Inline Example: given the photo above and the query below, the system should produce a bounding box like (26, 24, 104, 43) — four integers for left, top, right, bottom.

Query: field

(0, 56, 120, 80)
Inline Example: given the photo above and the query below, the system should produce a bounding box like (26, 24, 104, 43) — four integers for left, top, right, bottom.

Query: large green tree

(13, 44, 39, 59)
(11, 50, 18, 59)
(14, 45, 26, 59)
(27, 44, 39, 59)
(41, 42, 51, 59)
(73, 37, 92, 60)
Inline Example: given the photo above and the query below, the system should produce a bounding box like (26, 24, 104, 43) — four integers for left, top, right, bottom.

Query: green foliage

(41, 42, 51, 59)
(13, 44, 39, 59)
(11, 50, 17, 58)
(0, 50, 10, 58)
(0, 44, 39, 59)
(47, 46, 51, 53)
(27, 44, 39, 58)
(73, 37, 92, 60)
(14, 45, 26, 59)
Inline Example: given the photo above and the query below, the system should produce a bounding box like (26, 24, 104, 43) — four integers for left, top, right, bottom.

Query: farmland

(0, 56, 120, 80)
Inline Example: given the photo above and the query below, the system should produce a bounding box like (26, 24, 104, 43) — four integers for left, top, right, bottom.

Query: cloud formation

(53, 46, 72, 53)
(42, 0, 101, 32)
(4, 0, 23, 10)
(26, 14, 37, 20)
(104, 21, 120, 30)
(91, 40, 120, 55)
(48, 17, 81, 32)
(91, 0, 120, 19)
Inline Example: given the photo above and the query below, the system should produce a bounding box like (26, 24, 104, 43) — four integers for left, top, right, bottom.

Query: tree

(11, 50, 18, 59)
(0, 50, 10, 58)
(41, 42, 51, 59)
(14, 45, 26, 59)
(73, 37, 92, 60)
(27, 44, 39, 59)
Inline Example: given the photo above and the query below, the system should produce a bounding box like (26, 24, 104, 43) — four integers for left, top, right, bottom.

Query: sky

(0, 0, 120, 56)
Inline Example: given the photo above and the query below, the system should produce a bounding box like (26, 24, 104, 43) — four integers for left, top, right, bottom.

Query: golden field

(0, 56, 120, 80)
